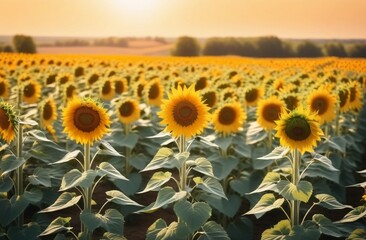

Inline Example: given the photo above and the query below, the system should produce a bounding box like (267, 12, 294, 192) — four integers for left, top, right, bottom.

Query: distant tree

(172, 36, 200, 56)
(2, 45, 14, 53)
(324, 43, 347, 57)
(348, 44, 366, 58)
(296, 41, 323, 57)
(13, 34, 37, 53)
(202, 38, 227, 56)
(238, 41, 258, 57)
(256, 36, 287, 57)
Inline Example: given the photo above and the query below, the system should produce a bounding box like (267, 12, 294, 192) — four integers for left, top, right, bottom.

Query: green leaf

(287, 224, 320, 240)
(23, 189, 43, 204)
(211, 155, 239, 180)
(315, 194, 353, 210)
(50, 150, 81, 165)
(137, 187, 186, 213)
(80, 209, 124, 235)
(198, 221, 230, 240)
(248, 172, 281, 194)
(0, 195, 29, 226)
(277, 180, 313, 202)
(105, 190, 143, 207)
(244, 193, 284, 218)
(0, 154, 25, 176)
(198, 193, 241, 218)
(0, 175, 13, 192)
(97, 141, 123, 156)
(97, 162, 128, 181)
(112, 172, 142, 196)
(27, 129, 63, 151)
(138, 171, 172, 193)
(336, 206, 366, 223)
(173, 200, 211, 233)
(28, 167, 52, 187)
(193, 158, 216, 178)
(39, 192, 82, 213)
(60, 169, 98, 191)
(312, 214, 342, 237)
(38, 217, 72, 236)
(257, 146, 290, 160)
(227, 217, 253, 240)
(111, 131, 139, 149)
(230, 171, 264, 196)
(102, 232, 127, 240)
(146, 218, 167, 240)
(7, 222, 41, 240)
(234, 141, 252, 158)
(155, 221, 189, 240)
(215, 136, 233, 152)
(261, 220, 291, 240)
(141, 147, 177, 172)
(347, 228, 366, 240)
(328, 136, 347, 153)
(193, 177, 228, 200)
(246, 121, 267, 145)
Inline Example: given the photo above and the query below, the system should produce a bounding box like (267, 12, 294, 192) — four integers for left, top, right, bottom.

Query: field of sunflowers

(0, 53, 366, 240)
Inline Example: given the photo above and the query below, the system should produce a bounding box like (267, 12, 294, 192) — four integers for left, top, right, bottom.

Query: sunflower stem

(334, 106, 340, 136)
(124, 123, 132, 175)
(82, 142, 92, 239)
(15, 122, 24, 227)
(290, 149, 301, 227)
(267, 129, 273, 172)
(178, 135, 187, 192)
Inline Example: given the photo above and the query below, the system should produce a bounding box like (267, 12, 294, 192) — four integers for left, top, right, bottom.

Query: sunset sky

(1, 0, 366, 39)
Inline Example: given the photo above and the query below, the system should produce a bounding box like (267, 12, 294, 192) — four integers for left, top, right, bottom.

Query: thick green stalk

(334, 106, 340, 136)
(16, 85, 24, 227)
(124, 123, 131, 175)
(83, 142, 92, 239)
(267, 129, 273, 172)
(290, 149, 301, 227)
(178, 135, 187, 192)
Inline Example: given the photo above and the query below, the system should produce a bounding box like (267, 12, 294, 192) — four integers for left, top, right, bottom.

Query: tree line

(172, 36, 366, 58)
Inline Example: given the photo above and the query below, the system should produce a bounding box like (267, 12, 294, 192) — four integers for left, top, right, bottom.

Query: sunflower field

(0, 53, 366, 240)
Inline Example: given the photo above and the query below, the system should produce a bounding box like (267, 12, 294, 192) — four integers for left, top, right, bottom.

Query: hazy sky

(1, 0, 366, 39)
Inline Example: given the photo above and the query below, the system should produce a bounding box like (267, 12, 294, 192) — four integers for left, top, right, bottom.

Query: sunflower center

(88, 74, 99, 85)
(311, 97, 328, 115)
(349, 87, 356, 102)
(115, 81, 124, 94)
(73, 106, 100, 132)
(137, 84, 144, 98)
(102, 81, 112, 95)
(66, 85, 76, 98)
(339, 90, 348, 108)
(218, 106, 236, 125)
(173, 100, 198, 127)
(0, 108, 10, 129)
(245, 89, 258, 103)
(284, 117, 311, 141)
(263, 104, 282, 123)
(119, 101, 134, 117)
(24, 84, 35, 97)
(284, 96, 298, 111)
(202, 92, 216, 108)
(195, 77, 207, 91)
(59, 76, 69, 84)
(148, 83, 160, 99)
(43, 102, 53, 121)
(0, 82, 5, 95)
(46, 74, 57, 85)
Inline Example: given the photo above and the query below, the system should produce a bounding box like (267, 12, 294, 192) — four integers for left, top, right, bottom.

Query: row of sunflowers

(0, 53, 366, 240)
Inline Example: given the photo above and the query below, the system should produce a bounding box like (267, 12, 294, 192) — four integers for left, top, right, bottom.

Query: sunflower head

(282, 93, 299, 111)
(57, 73, 74, 85)
(244, 86, 263, 107)
(87, 72, 100, 86)
(144, 78, 164, 106)
(348, 81, 363, 111)
(337, 86, 349, 112)
(39, 97, 58, 126)
(158, 85, 211, 139)
(0, 101, 17, 143)
(213, 101, 246, 136)
(273, 78, 285, 91)
(116, 98, 141, 124)
(100, 79, 115, 101)
(63, 83, 78, 102)
(275, 106, 323, 154)
(22, 79, 42, 104)
(134, 80, 146, 99)
(307, 88, 336, 124)
(0, 78, 10, 99)
(194, 76, 209, 91)
(62, 98, 111, 144)
(114, 78, 128, 95)
(257, 96, 286, 130)
(201, 89, 218, 108)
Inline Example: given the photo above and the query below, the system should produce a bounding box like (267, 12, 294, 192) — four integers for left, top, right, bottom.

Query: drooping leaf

(146, 218, 167, 240)
(336, 206, 366, 223)
(23, 189, 43, 204)
(155, 221, 189, 240)
(215, 136, 233, 152)
(138, 171, 172, 193)
(277, 180, 313, 202)
(248, 172, 281, 194)
(312, 214, 343, 237)
(97, 162, 128, 181)
(198, 221, 230, 240)
(137, 187, 186, 213)
(0, 195, 29, 226)
(0, 154, 25, 176)
(39, 192, 82, 213)
(102, 232, 127, 240)
(315, 194, 353, 210)
(246, 121, 267, 145)
(227, 217, 253, 240)
(197, 193, 241, 218)
(60, 169, 98, 191)
(141, 147, 177, 172)
(193, 177, 227, 200)
(347, 228, 366, 240)
(97, 141, 123, 157)
(106, 190, 143, 207)
(193, 157, 215, 178)
(38, 217, 72, 236)
(173, 200, 211, 233)
(28, 167, 52, 187)
(0, 175, 13, 192)
(257, 146, 290, 160)
(49, 150, 81, 165)
(261, 220, 291, 240)
(112, 172, 142, 196)
(244, 193, 284, 218)
(80, 209, 124, 235)
(287, 223, 321, 240)
(7, 222, 41, 240)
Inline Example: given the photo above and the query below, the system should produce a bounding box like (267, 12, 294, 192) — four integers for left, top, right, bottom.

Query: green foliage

(296, 41, 323, 57)
(324, 43, 348, 57)
(348, 44, 366, 58)
(172, 36, 200, 56)
(12, 34, 37, 53)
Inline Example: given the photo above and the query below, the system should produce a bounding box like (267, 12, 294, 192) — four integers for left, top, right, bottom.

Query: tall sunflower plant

(244, 106, 361, 239)
(38, 98, 139, 240)
(138, 86, 230, 239)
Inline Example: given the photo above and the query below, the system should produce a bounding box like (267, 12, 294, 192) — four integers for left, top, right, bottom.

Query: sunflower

(63, 83, 78, 101)
(244, 86, 263, 107)
(201, 89, 218, 108)
(114, 78, 128, 95)
(257, 96, 286, 130)
(62, 98, 110, 144)
(144, 78, 164, 106)
(45, 73, 58, 85)
(194, 76, 209, 91)
(281, 93, 300, 111)
(0, 101, 17, 143)
(100, 79, 115, 101)
(87, 72, 100, 86)
(273, 78, 285, 92)
(39, 97, 58, 126)
(275, 106, 323, 154)
(337, 87, 349, 112)
(57, 73, 74, 85)
(0, 78, 10, 99)
(213, 101, 246, 136)
(307, 88, 336, 124)
(134, 79, 146, 100)
(348, 81, 363, 111)
(158, 85, 210, 139)
(116, 98, 141, 124)
(22, 79, 41, 104)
